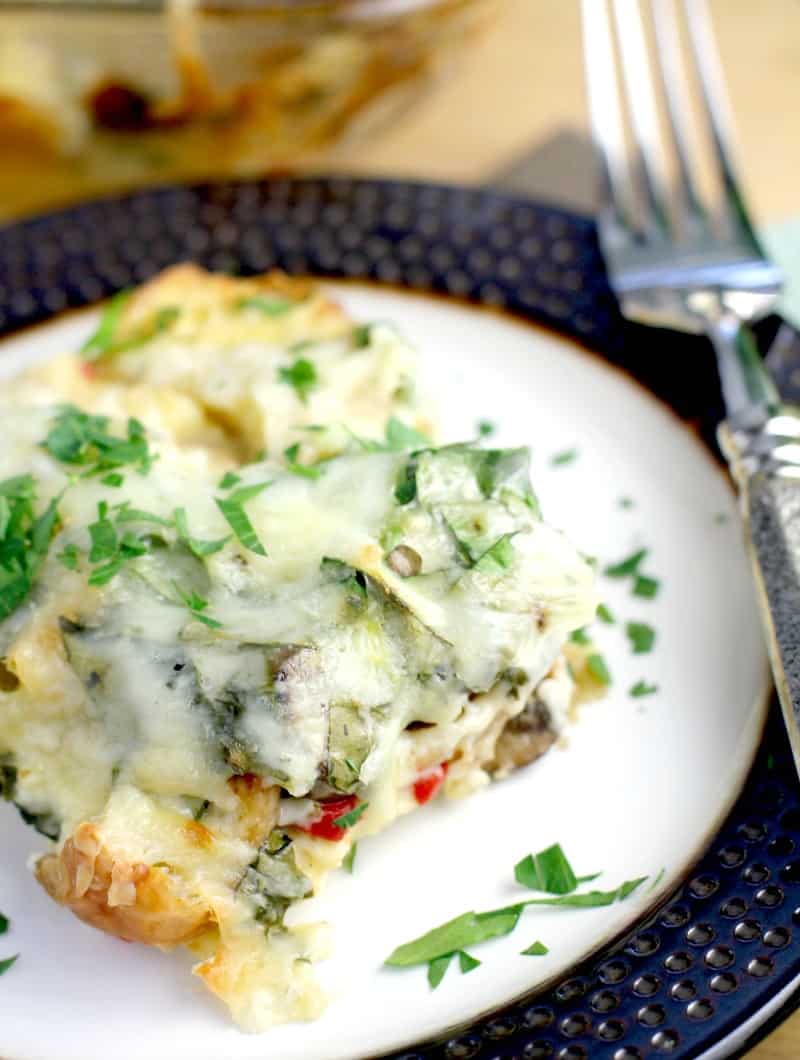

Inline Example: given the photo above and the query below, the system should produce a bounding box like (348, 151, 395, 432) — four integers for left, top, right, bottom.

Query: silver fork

(581, 0, 800, 770)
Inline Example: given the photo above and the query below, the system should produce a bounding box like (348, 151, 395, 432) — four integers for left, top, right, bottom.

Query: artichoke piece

(237, 830, 313, 929)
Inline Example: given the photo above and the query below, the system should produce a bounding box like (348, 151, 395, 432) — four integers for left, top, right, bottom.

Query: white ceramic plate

(0, 283, 770, 1060)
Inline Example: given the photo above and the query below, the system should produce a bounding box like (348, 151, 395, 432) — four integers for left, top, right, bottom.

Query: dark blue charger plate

(2, 177, 800, 1060)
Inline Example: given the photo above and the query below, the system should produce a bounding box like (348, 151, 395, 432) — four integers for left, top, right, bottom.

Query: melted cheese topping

(0, 269, 596, 1031)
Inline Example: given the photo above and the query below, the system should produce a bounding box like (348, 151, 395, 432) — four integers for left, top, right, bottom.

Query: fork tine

(611, 0, 674, 238)
(648, 0, 706, 228)
(580, 0, 638, 234)
(681, 0, 763, 249)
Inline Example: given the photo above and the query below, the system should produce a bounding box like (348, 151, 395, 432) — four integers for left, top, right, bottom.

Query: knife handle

(719, 411, 800, 765)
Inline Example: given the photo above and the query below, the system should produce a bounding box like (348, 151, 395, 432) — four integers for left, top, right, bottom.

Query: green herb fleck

(626, 622, 655, 654)
(618, 497, 635, 510)
(237, 295, 292, 316)
(596, 603, 614, 624)
(174, 507, 229, 559)
(80, 289, 133, 361)
(333, 802, 369, 830)
(113, 503, 172, 527)
(477, 420, 496, 438)
(514, 843, 580, 895)
(427, 953, 453, 989)
(352, 324, 372, 349)
(283, 444, 321, 480)
(0, 913, 8, 935)
(474, 534, 516, 573)
(174, 583, 222, 630)
(0, 954, 18, 976)
(550, 448, 578, 466)
(56, 544, 80, 571)
(604, 549, 648, 578)
(587, 653, 612, 685)
(278, 357, 317, 403)
(343, 843, 358, 874)
(0, 476, 61, 620)
(630, 679, 658, 698)
(101, 473, 124, 488)
(215, 483, 271, 556)
(521, 941, 549, 956)
(458, 950, 481, 973)
(43, 406, 154, 478)
(633, 574, 660, 599)
(569, 628, 590, 645)
(218, 471, 242, 491)
(384, 417, 431, 451)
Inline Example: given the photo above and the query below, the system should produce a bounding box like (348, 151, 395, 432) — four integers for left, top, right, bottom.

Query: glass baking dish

(0, 0, 497, 219)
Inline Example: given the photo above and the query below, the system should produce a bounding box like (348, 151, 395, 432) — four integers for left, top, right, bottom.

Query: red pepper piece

(297, 794, 359, 841)
(413, 762, 449, 805)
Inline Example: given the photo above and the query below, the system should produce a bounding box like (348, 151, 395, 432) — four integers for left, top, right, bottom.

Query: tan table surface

(333, 2, 800, 1058)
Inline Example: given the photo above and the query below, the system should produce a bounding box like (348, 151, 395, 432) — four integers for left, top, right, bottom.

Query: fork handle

(719, 411, 800, 766)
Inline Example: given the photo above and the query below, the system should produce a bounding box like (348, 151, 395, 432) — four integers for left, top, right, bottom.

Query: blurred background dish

(0, 0, 496, 219)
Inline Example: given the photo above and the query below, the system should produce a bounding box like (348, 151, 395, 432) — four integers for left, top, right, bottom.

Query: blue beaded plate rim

(2, 176, 800, 1060)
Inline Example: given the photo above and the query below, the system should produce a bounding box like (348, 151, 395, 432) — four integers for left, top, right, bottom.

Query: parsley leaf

(458, 950, 481, 973)
(596, 603, 614, 624)
(113, 504, 172, 527)
(550, 448, 578, 466)
(604, 548, 648, 578)
(0, 954, 18, 976)
(630, 679, 659, 698)
(343, 843, 358, 874)
(633, 574, 660, 599)
(56, 544, 80, 571)
(174, 508, 229, 559)
(88, 509, 118, 562)
(569, 628, 590, 645)
(333, 802, 369, 830)
(43, 406, 154, 478)
(384, 418, 431, 451)
(80, 289, 132, 361)
(618, 497, 635, 510)
(215, 483, 271, 556)
(278, 357, 317, 403)
(521, 941, 549, 956)
(477, 419, 496, 438)
(352, 324, 372, 348)
(474, 534, 516, 573)
(626, 622, 656, 654)
(514, 843, 581, 895)
(587, 653, 612, 685)
(0, 912, 8, 935)
(174, 583, 222, 630)
(237, 294, 292, 316)
(283, 444, 321, 480)
(427, 953, 453, 989)
(0, 476, 61, 621)
(218, 471, 242, 491)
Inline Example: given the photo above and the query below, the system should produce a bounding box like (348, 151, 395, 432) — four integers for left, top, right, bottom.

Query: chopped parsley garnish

(474, 534, 516, 573)
(618, 497, 635, 510)
(88, 505, 118, 562)
(237, 294, 292, 316)
(385, 878, 647, 970)
(550, 448, 578, 467)
(604, 548, 648, 578)
(587, 653, 611, 685)
(384, 417, 431, 451)
(174, 584, 222, 630)
(85, 501, 157, 587)
(174, 507, 229, 558)
(633, 574, 660, 599)
(0, 475, 61, 621)
(43, 406, 154, 478)
(218, 471, 242, 491)
(80, 289, 132, 361)
(630, 679, 658, 698)
(626, 622, 656, 654)
(56, 544, 79, 570)
(102, 473, 124, 488)
(0, 912, 7, 935)
(0, 954, 18, 976)
(215, 483, 271, 556)
(477, 419, 496, 438)
(569, 628, 590, 645)
(459, 951, 481, 973)
(343, 843, 358, 874)
(521, 941, 549, 956)
(278, 357, 317, 403)
(283, 444, 321, 480)
(333, 802, 369, 830)
(352, 324, 372, 348)
(596, 603, 614, 624)
(514, 843, 583, 895)
(113, 503, 172, 527)
(427, 953, 453, 989)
